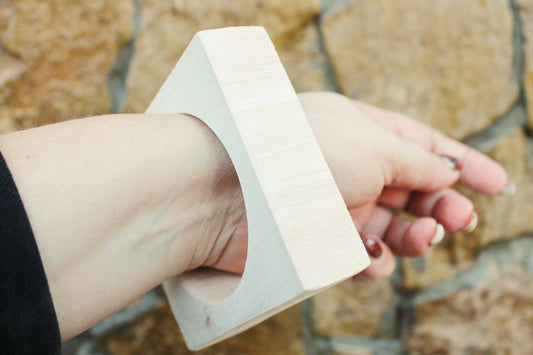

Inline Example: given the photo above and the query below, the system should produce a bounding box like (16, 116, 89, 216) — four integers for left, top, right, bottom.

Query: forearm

(0, 113, 238, 340)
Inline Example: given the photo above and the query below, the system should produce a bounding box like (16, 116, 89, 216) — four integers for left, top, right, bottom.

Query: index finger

(353, 101, 510, 195)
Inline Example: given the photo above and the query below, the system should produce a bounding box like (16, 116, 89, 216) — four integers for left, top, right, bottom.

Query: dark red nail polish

(362, 236, 382, 258)
(439, 154, 463, 170)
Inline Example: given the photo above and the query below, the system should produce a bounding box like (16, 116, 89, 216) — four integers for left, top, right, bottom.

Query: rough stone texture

(322, 0, 518, 140)
(312, 279, 395, 338)
(518, 0, 533, 128)
(402, 129, 533, 289)
(330, 344, 373, 355)
(405, 237, 533, 354)
(125, 0, 328, 113)
(329, 339, 405, 355)
(97, 302, 304, 355)
(0, 0, 133, 133)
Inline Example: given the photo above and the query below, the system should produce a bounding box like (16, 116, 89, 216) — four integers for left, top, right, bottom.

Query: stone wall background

(1, 0, 533, 353)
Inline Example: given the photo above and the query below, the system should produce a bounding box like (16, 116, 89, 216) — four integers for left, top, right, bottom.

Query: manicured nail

(429, 223, 445, 246)
(439, 155, 463, 170)
(464, 211, 478, 233)
(362, 236, 383, 258)
(500, 180, 516, 196)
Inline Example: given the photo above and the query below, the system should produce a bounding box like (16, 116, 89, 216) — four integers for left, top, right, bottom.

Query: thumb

(383, 137, 461, 192)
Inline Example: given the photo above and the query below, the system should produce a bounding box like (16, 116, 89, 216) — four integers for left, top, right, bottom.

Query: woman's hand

(0, 91, 510, 339)
(202, 92, 510, 280)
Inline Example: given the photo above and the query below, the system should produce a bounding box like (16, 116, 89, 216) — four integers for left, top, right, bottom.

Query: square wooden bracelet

(145, 26, 370, 350)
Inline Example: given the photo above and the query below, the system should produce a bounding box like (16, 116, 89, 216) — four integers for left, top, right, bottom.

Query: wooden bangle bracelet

(145, 26, 369, 350)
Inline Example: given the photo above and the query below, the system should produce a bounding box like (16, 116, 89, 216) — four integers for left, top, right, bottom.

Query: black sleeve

(0, 151, 61, 354)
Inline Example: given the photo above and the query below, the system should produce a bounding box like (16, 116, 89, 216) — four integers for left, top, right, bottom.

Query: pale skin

(0, 92, 509, 341)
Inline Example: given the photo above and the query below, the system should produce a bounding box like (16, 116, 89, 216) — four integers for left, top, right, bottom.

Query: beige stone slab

(405, 238, 533, 354)
(312, 280, 394, 338)
(322, 0, 518, 140)
(517, 0, 533, 128)
(125, 0, 325, 113)
(0, 0, 133, 132)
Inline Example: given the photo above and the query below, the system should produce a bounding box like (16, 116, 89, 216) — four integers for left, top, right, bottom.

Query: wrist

(0, 113, 243, 338)
(140, 113, 244, 279)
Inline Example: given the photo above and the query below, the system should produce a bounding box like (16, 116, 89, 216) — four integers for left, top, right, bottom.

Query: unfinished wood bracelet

(145, 26, 370, 350)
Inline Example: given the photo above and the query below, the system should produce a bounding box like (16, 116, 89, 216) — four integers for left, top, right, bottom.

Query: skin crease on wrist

(0, 92, 509, 341)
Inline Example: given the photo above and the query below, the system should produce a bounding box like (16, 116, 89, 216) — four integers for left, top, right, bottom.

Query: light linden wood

(145, 26, 370, 350)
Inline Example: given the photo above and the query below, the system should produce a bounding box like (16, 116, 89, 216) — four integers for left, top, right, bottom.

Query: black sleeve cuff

(0, 151, 61, 354)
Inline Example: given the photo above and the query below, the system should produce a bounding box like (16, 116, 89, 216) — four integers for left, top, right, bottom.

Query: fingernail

(464, 211, 478, 233)
(439, 155, 463, 170)
(362, 235, 383, 258)
(500, 180, 516, 196)
(429, 223, 445, 246)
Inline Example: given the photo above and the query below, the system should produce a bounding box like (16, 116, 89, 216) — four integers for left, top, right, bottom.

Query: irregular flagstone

(0, 0, 134, 132)
(322, 0, 518, 139)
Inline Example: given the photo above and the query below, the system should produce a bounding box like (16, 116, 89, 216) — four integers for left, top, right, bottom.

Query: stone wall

(1, 0, 532, 354)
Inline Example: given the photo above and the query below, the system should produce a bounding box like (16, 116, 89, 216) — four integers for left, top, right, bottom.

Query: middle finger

(378, 187, 476, 232)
